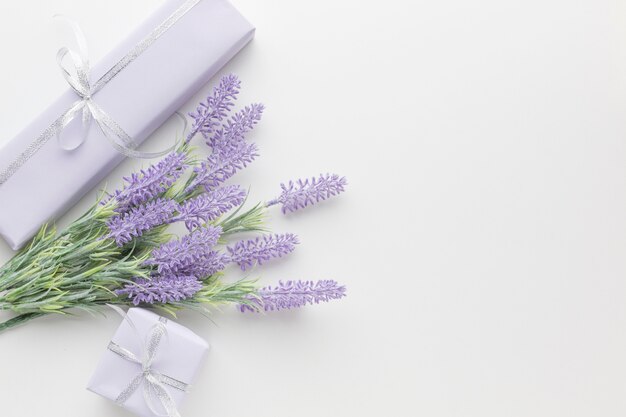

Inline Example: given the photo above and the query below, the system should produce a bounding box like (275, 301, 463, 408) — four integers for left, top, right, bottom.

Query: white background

(0, 0, 625, 416)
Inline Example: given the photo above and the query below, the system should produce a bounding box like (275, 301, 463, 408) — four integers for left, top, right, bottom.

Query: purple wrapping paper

(87, 308, 209, 417)
(0, 0, 254, 250)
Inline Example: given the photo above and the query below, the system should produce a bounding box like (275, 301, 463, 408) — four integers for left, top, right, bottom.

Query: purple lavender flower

(185, 142, 258, 193)
(187, 74, 240, 142)
(267, 174, 347, 214)
(184, 250, 229, 278)
(117, 275, 202, 305)
(208, 104, 264, 157)
(145, 226, 226, 277)
(240, 280, 347, 312)
(107, 152, 188, 212)
(106, 198, 178, 246)
(226, 233, 299, 271)
(175, 185, 247, 230)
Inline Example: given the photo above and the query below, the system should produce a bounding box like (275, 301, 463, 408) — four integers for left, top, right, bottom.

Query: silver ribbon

(108, 305, 189, 417)
(0, 0, 203, 186)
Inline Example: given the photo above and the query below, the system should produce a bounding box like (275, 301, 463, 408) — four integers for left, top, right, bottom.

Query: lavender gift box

(87, 308, 209, 417)
(0, 0, 254, 250)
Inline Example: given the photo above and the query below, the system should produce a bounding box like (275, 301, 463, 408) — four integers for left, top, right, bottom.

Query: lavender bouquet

(0, 75, 347, 333)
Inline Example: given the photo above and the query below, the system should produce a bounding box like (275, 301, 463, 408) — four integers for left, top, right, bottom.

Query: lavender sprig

(240, 280, 347, 312)
(185, 142, 259, 193)
(106, 199, 178, 246)
(175, 185, 247, 230)
(227, 233, 299, 270)
(188, 74, 241, 142)
(184, 251, 229, 278)
(117, 275, 202, 306)
(145, 226, 223, 276)
(208, 104, 264, 157)
(267, 174, 347, 214)
(107, 152, 188, 212)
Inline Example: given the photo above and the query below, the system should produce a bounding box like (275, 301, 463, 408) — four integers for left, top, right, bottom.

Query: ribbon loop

(56, 47, 90, 97)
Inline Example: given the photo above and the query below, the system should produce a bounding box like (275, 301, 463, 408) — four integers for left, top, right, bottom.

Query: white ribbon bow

(54, 16, 179, 158)
(108, 305, 189, 417)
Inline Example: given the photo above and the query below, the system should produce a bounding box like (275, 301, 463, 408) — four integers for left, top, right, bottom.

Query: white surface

(0, 0, 625, 416)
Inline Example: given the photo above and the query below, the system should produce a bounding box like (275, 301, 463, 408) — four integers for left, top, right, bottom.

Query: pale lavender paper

(0, 0, 255, 250)
(87, 308, 209, 417)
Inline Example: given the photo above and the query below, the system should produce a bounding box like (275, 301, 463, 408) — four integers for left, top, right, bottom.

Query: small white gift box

(87, 308, 209, 417)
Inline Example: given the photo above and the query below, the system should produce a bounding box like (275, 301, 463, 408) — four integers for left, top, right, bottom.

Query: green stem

(219, 203, 267, 236)
(0, 312, 46, 334)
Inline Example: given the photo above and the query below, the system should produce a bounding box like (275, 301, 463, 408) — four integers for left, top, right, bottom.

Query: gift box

(87, 308, 209, 417)
(0, 0, 255, 250)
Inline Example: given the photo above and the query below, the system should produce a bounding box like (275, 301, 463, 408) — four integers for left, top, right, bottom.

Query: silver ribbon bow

(54, 16, 142, 155)
(108, 307, 189, 417)
(0, 0, 203, 186)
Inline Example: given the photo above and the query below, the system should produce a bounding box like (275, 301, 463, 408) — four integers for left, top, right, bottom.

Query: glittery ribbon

(0, 0, 203, 186)
(108, 305, 189, 417)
